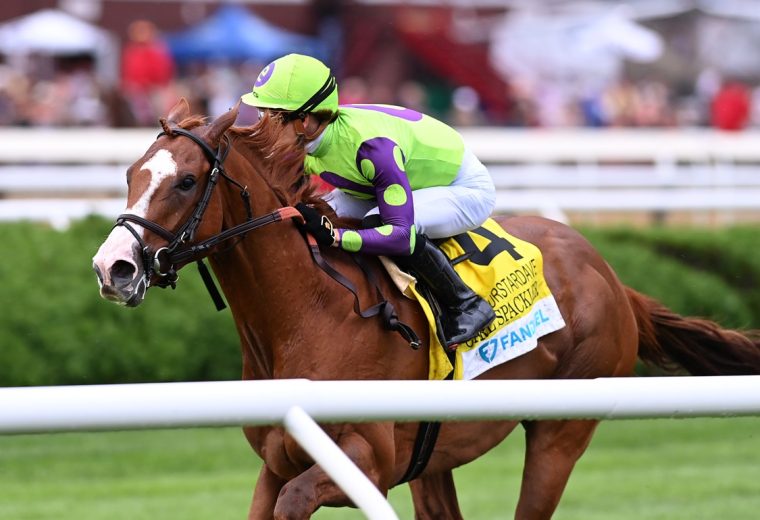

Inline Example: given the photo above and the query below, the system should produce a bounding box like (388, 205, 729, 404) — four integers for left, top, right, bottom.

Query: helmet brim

(240, 92, 293, 110)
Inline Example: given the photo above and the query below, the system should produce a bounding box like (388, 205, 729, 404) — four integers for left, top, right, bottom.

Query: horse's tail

(625, 286, 760, 375)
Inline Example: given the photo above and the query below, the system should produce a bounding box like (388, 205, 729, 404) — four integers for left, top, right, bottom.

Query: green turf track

(1, 417, 758, 519)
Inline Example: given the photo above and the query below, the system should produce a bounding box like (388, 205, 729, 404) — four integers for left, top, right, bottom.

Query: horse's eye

(178, 176, 196, 191)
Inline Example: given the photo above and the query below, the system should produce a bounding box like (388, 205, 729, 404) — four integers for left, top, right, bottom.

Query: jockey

(241, 53, 495, 349)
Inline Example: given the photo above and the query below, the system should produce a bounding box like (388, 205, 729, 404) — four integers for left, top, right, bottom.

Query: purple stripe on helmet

(318, 171, 375, 196)
(254, 62, 275, 87)
(342, 104, 423, 122)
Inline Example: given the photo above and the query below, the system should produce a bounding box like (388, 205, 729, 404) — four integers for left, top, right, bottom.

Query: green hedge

(0, 218, 757, 386)
(579, 226, 759, 330)
(0, 217, 240, 386)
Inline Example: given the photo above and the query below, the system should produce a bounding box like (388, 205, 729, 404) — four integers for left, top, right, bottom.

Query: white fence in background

(1, 377, 760, 519)
(1, 127, 760, 226)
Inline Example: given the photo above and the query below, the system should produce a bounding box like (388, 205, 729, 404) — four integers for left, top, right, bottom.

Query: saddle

(382, 219, 566, 380)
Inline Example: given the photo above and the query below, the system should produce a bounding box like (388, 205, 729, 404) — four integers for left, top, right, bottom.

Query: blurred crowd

(504, 75, 760, 129)
(0, 18, 758, 130)
(0, 19, 260, 128)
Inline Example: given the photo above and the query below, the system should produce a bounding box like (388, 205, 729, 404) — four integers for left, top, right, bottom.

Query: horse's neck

(209, 188, 427, 383)
(208, 147, 331, 379)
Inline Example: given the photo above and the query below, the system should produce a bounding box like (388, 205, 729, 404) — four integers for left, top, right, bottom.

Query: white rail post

(283, 406, 398, 520)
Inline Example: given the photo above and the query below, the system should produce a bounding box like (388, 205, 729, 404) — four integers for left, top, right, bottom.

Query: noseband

(114, 127, 301, 309)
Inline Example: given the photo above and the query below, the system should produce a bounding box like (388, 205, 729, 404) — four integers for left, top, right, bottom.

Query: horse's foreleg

(249, 464, 286, 519)
(409, 470, 464, 520)
(273, 429, 393, 520)
(515, 419, 598, 520)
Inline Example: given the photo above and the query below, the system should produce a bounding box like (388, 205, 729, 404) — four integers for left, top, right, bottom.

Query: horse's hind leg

(409, 470, 464, 520)
(515, 419, 599, 520)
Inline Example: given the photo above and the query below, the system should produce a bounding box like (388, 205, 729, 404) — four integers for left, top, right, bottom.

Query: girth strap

(396, 422, 442, 485)
(396, 358, 455, 485)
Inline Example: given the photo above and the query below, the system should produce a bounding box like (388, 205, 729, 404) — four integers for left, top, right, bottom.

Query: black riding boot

(398, 235, 495, 348)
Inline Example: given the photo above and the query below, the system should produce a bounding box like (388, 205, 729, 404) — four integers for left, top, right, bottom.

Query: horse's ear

(202, 101, 240, 146)
(166, 98, 191, 125)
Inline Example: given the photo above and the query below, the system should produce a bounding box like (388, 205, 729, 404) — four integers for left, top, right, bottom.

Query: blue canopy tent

(166, 5, 324, 63)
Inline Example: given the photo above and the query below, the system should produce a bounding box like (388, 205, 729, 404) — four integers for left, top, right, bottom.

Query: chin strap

(283, 74, 336, 123)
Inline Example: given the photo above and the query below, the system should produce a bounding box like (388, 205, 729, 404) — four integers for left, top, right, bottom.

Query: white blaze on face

(93, 149, 178, 286)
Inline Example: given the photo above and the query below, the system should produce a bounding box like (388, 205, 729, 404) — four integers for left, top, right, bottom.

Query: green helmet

(241, 54, 338, 116)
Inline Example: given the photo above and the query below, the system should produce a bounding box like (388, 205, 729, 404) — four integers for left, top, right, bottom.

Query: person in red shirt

(121, 20, 175, 126)
(711, 79, 751, 131)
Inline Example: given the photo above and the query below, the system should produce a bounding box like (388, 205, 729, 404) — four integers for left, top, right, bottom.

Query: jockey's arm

(335, 139, 416, 257)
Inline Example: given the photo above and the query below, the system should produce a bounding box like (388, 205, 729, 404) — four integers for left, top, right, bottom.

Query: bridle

(114, 127, 301, 309)
(111, 124, 420, 349)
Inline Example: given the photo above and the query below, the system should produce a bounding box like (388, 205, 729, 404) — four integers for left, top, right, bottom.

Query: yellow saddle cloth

(389, 218, 566, 380)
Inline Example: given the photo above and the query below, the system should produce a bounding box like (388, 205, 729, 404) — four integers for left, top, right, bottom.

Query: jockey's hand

(295, 203, 338, 247)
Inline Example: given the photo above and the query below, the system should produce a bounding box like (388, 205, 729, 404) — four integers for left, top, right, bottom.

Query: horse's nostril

(110, 260, 137, 287)
(93, 264, 104, 285)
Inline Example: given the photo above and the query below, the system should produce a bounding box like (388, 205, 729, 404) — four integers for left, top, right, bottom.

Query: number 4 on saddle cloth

(382, 219, 566, 381)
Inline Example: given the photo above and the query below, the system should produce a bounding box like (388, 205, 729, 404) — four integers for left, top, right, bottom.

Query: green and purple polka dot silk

(305, 105, 464, 255)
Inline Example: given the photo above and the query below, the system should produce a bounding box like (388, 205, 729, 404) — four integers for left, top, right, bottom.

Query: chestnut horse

(92, 100, 760, 519)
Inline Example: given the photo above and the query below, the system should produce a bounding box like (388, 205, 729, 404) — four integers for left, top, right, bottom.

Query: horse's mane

(227, 114, 338, 220)
(159, 112, 343, 223)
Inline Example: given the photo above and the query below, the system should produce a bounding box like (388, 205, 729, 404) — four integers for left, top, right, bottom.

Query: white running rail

(1, 377, 760, 519)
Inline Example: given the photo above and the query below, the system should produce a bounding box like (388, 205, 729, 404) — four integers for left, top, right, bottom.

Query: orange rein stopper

(278, 206, 304, 224)
(278, 206, 317, 247)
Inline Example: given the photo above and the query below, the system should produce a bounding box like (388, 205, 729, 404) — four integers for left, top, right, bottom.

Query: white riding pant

(324, 148, 495, 239)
